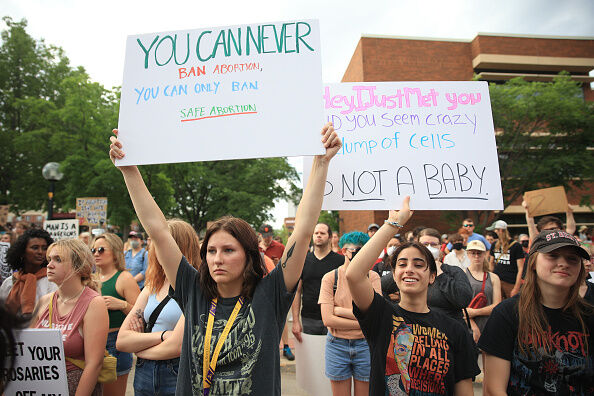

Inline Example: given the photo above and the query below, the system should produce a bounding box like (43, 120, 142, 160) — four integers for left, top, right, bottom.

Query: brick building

(339, 33, 594, 236)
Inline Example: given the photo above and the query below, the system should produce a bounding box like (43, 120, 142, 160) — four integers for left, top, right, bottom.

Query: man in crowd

(124, 230, 148, 289)
(292, 223, 345, 341)
(447, 218, 491, 251)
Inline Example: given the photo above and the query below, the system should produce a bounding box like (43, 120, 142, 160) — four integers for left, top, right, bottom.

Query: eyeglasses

(421, 242, 440, 248)
(91, 247, 106, 255)
(463, 224, 474, 228)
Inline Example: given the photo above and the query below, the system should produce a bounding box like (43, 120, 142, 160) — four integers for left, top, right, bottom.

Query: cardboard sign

(76, 197, 108, 227)
(117, 20, 325, 166)
(44, 219, 79, 241)
(0, 204, 8, 226)
(523, 186, 568, 217)
(2, 329, 68, 396)
(304, 82, 504, 210)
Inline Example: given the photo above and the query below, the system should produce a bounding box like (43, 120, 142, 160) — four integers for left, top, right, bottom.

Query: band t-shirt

(170, 256, 295, 395)
(300, 251, 345, 320)
(478, 295, 594, 395)
(354, 293, 480, 395)
(490, 240, 525, 284)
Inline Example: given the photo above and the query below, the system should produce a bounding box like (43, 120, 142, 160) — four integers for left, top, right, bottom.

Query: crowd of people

(0, 123, 593, 396)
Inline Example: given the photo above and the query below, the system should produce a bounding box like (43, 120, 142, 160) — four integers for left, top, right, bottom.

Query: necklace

(59, 286, 85, 304)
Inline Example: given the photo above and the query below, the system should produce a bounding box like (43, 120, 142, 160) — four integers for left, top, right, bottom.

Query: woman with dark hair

(0, 229, 56, 316)
(109, 123, 341, 395)
(479, 230, 594, 394)
(346, 198, 479, 395)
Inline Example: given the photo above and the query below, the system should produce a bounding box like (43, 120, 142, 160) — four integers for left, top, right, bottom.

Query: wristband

(161, 330, 167, 341)
(385, 220, 404, 228)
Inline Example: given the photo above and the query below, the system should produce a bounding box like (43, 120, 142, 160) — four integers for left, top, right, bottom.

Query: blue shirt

(143, 293, 183, 333)
(124, 248, 148, 288)
(447, 232, 491, 251)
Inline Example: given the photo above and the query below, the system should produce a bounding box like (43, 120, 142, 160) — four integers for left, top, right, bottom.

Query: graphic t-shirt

(170, 256, 295, 396)
(478, 295, 594, 395)
(490, 240, 525, 284)
(300, 250, 345, 321)
(354, 293, 480, 395)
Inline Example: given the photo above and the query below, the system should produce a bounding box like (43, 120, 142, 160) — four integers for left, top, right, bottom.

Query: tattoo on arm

(280, 243, 296, 269)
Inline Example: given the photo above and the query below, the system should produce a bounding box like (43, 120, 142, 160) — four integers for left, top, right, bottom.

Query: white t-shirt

(443, 250, 471, 269)
(0, 275, 58, 303)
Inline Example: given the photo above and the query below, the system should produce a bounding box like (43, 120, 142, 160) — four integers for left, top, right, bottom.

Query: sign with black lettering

(2, 329, 68, 396)
(43, 220, 79, 241)
(76, 197, 107, 227)
(304, 82, 503, 210)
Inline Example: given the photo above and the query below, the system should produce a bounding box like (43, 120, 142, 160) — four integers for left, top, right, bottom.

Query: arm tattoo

(280, 243, 296, 269)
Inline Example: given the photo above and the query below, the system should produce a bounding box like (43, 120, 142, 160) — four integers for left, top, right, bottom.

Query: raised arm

(110, 130, 182, 288)
(279, 123, 341, 292)
(346, 198, 412, 312)
(522, 200, 538, 241)
(566, 204, 576, 235)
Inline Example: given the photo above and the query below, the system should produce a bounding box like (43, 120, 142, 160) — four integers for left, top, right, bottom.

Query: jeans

(133, 357, 180, 396)
(106, 330, 133, 376)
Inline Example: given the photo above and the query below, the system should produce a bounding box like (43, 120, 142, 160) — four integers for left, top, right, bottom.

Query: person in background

(443, 233, 470, 269)
(487, 220, 525, 299)
(484, 230, 497, 247)
(579, 244, 594, 304)
(13, 221, 30, 239)
(0, 232, 14, 284)
(318, 231, 381, 396)
(125, 231, 148, 289)
(1, 230, 15, 244)
(479, 230, 594, 395)
(523, 200, 576, 241)
(0, 301, 29, 393)
(518, 234, 530, 252)
(367, 223, 379, 238)
(31, 238, 108, 396)
(331, 231, 341, 253)
(78, 232, 93, 249)
(117, 219, 201, 396)
(93, 233, 141, 396)
(0, 229, 56, 316)
(577, 225, 590, 242)
(447, 218, 491, 251)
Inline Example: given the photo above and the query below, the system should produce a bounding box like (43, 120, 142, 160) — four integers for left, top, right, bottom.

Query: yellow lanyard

(202, 296, 244, 395)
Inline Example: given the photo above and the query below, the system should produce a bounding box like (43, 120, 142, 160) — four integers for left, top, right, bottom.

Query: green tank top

(101, 271, 127, 329)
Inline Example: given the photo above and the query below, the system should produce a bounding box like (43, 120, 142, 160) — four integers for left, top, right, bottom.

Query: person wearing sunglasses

(346, 198, 479, 395)
(446, 218, 491, 252)
(479, 230, 594, 395)
(93, 233, 141, 396)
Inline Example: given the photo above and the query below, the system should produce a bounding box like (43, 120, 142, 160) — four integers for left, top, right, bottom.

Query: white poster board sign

(76, 197, 108, 227)
(117, 20, 325, 166)
(295, 333, 332, 395)
(3, 329, 68, 396)
(44, 219, 79, 241)
(0, 241, 11, 282)
(304, 82, 503, 210)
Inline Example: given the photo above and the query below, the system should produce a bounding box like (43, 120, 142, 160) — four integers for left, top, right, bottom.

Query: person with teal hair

(338, 232, 370, 257)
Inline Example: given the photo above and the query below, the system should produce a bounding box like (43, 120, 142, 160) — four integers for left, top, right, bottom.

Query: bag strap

(463, 308, 472, 329)
(480, 272, 487, 294)
(146, 295, 171, 333)
(333, 268, 339, 295)
(48, 292, 56, 328)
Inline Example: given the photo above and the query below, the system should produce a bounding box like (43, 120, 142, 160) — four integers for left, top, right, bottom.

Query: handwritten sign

(523, 186, 568, 217)
(2, 329, 68, 396)
(117, 20, 325, 166)
(304, 82, 503, 210)
(76, 197, 107, 227)
(44, 219, 79, 241)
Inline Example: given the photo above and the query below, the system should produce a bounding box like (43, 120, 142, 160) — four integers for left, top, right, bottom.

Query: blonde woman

(31, 239, 108, 396)
(487, 220, 525, 299)
(92, 234, 140, 396)
(117, 219, 201, 396)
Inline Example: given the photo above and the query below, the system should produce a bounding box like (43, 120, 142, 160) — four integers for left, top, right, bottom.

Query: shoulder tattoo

(280, 243, 296, 269)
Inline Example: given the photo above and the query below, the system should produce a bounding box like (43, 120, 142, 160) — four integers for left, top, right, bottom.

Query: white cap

(486, 220, 508, 231)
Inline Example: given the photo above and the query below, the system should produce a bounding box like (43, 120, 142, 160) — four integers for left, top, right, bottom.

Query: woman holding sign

(31, 238, 109, 396)
(109, 122, 341, 395)
(345, 198, 479, 395)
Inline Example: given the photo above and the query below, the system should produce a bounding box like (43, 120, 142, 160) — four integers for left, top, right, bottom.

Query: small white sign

(3, 329, 68, 396)
(44, 219, 79, 241)
(117, 20, 325, 166)
(305, 81, 503, 210)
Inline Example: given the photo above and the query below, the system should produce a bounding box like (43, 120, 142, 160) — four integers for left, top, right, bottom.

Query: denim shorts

(134, 357, 180, 396)
(106, 330, 133, 376)
(325, 333, 371, 382)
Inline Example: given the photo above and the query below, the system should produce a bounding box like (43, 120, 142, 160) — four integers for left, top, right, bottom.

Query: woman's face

(535, 247, 582, 290)
(23, 238, 48, 269)
(92, 238, 116, 269)
(392, 247, 435, 294)
(46, 246, 75, 285)
(206, 231, 247, 288)
(332, 233, 339, 245)
(467, 249, 485, 266)
(0, 233, 11, 243)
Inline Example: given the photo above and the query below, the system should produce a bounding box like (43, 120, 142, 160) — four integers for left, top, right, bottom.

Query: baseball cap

(486, 220, 507, 231)
(529, 230, 589, 259)
(259, 224, 274, 236)
(368, 223, 380, 231)
(466, 240, 486, 252)
(128, 231, 141, 238)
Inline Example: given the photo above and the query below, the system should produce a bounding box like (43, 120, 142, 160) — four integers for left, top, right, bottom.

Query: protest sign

(44, 219, 79, 241)
(295, 333, 332, 395)
(76, 197, 107, 227)
(0, 241, 10, 282)
(304, 82, 504, 210)
(523, 186, 568, 217)
(117, 20, 325, 166)
(2, 329, 68, 396)
(0, 204, 8, 226)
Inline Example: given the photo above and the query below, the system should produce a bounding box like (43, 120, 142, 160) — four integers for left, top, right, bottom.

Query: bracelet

(161, 330, 167, 342)
(385, 220, 404, 228)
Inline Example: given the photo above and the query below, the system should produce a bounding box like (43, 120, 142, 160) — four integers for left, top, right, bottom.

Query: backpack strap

(146, 296, 171, 333)
(333, 268, 339, 295)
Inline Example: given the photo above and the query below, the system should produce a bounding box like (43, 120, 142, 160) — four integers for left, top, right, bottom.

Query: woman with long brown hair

(117, 219, 201, 396)
(479, 230, 594, 395)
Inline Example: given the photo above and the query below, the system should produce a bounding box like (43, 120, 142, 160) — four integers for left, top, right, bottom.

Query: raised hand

(316, 122, 341, 162)
(388, 196, 413, 227)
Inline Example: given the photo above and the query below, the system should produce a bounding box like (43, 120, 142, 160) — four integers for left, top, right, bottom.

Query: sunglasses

(91, 247, 106, 255)
(463, 224, 474, 227)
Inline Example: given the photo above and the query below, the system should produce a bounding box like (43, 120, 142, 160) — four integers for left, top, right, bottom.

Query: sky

(3, 0, 593, 227)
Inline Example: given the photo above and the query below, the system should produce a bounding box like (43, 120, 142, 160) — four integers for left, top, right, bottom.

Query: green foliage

(317, 210, 339, 233)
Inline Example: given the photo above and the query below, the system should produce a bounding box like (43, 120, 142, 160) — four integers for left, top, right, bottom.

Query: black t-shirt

(299, 250, 344, 320)
(353, 293, 480, 395)
(490, 240, 525, 284)
(478, 295, 594, 395)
